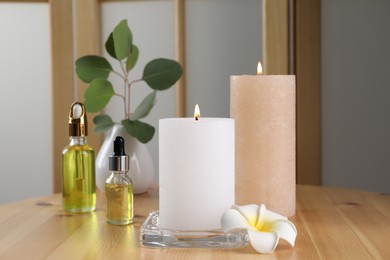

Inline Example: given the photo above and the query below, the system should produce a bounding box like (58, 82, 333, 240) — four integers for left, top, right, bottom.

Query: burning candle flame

(257, 62, 263, 75)
(194, 104, 200, 121)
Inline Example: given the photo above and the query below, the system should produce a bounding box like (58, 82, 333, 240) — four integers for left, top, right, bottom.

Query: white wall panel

(322, 0, 390, 193)
(186, 0, 262, 117)
(0, 3, 52, 204)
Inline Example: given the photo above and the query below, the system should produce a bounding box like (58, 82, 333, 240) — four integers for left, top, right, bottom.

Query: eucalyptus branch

(123, 79, 128, 119)
(127, 81, 131, 119)
(113, 93, 126, 100)
(118, 61, 132, 119)
(75, 19, 183, 143)
(119, 60, 127, 75)
(129, 79, 144, 85)
(111, 70, 126, 81)
(112, 92, 127, 117)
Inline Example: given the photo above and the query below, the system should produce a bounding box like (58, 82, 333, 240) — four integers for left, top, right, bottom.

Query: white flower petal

(223, 204, 298, 254)
(272, 219, 297, 246)
(221, 208, 252, 233)
(256, 204, 287, 230)
(232, 204, 259, 226)
(248, 230, 279, 254)
(260, 204, 288, 221)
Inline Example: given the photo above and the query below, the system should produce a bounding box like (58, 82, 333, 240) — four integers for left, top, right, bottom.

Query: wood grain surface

(0, 185, 389, 259)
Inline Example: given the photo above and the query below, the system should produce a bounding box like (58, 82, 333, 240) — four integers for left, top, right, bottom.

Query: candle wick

(195, 117, 199, 121)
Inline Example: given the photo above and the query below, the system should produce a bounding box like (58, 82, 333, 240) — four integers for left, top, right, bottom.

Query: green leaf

(121, 119, 155, 143)
(84, 79, 115, 113)
(142, 58, 183, 90)
(113, 19, 132, 60)
(75, 55, 112, 83)
(130, 90, 156, 121)
(93, 114, 115, 133)
(126, 44, 139, 72)
(105, 33, 116, 59)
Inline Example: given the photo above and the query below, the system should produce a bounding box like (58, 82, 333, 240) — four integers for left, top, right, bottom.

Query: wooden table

(1, 185, 389, 259)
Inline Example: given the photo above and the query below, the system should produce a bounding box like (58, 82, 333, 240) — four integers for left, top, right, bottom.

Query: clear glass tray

(140, 210, 249, 248)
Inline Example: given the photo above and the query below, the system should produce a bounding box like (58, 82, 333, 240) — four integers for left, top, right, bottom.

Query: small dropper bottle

(105, 136, 134, 225)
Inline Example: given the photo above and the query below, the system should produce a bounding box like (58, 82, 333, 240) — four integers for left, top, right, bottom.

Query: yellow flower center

(256, 219, 274, 232)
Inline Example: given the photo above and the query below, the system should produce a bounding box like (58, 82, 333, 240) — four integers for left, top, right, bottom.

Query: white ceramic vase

(95, 124, 155, 194)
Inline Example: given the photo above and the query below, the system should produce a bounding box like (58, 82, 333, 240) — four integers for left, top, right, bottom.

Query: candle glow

(257, 62, 263, 75)
(194, 104, 200, 121)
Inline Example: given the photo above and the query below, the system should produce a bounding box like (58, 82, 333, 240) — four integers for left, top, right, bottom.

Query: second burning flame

(194, 104, 200, 121)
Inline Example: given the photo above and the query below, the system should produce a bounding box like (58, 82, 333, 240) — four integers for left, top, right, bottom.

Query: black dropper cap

(109, 136, 129, 172)
(114, 136, 126, 156)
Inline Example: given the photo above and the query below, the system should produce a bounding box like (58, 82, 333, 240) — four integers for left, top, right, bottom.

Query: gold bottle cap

(68, 102, 88, 137)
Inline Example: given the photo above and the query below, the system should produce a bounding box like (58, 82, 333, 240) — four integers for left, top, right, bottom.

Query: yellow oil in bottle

(62, 140, 96, 213)
(105, 183, 133, 225)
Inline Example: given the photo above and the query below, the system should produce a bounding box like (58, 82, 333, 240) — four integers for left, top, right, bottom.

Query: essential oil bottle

(105, 136, 134, 225)
(62, 102, 96, 213)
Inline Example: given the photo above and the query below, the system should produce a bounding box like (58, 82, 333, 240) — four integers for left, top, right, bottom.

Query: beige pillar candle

(230, 66, 296, 217)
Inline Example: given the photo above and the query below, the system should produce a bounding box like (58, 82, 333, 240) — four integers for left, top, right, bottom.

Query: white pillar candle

(159, 115, 234, 231)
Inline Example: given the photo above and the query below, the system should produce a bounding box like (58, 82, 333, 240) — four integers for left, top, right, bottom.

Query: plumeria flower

(221, 204, 297, 254)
